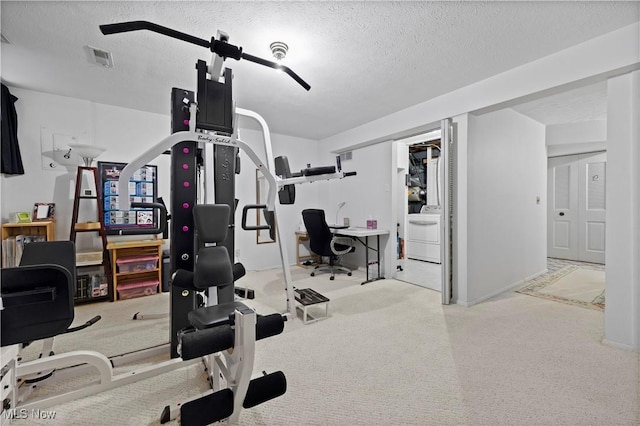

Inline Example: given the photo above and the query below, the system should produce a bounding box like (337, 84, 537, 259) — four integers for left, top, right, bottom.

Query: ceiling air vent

(85, 45, 114, 68)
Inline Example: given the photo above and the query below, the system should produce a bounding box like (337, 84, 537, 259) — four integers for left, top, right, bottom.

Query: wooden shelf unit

(2, 221, 55, 241)
(107, 240, 163, 301)
(69, 166, 113, 304)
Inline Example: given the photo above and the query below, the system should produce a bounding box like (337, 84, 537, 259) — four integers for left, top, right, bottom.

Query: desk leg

(364, 236, 369, 283)
(361, 234, 385, 285)
(377, 235, 381, 279)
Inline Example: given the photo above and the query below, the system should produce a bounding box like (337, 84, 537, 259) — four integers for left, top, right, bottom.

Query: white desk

(333, 227, 389, 284)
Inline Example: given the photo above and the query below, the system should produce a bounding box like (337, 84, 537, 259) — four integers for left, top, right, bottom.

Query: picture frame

(15, 212, 32, 223)
(32, 203, 55, 222)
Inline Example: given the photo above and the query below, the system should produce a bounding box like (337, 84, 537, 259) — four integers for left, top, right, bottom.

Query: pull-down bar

(99, 20, 311, 91)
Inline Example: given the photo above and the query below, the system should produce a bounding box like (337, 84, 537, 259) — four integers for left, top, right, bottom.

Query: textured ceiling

(1, 1, 638, 139)
(511, 81, 608, 125)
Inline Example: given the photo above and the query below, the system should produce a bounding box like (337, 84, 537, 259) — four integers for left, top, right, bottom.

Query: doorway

(394, 129, 443, 292)
(547, 152, 606, 264)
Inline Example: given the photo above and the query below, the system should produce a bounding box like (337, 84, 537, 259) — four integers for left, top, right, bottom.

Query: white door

(547, 152, 606, 263)
(577, 153, 606, 263)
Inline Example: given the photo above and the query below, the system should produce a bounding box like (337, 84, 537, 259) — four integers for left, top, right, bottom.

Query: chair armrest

(330, 236, 355, 255)
(1, 287, 56, 308)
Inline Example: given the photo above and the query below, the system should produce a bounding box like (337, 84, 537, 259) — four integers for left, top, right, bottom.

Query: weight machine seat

(182, 205, 286, 338)
(1, 241, 76, 347)
(177, 204, 252, 331)
(188, 301, 249, 330)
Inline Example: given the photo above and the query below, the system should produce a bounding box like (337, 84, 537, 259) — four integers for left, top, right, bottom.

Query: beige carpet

(9, 267, 639, 426)
(19, 292, 171, 362)
(516, 265, 605, 311)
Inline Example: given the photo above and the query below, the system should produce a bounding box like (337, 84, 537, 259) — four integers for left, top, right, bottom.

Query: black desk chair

(302, 209, 355, 280)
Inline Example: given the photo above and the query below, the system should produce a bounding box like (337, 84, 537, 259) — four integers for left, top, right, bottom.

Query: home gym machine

(0, 21, 319, 424)
(100, 20, 355, 423)
(103, 21, 355, 357)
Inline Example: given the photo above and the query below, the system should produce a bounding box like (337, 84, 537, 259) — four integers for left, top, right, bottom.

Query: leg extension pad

(243, 371, 287, 409)
(180, 388, 234, 426)
(179, 325, 234, 360)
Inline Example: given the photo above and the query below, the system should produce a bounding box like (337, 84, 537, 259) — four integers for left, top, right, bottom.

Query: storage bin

(117, 280, 159, 300)
(116, 255, 158, 273)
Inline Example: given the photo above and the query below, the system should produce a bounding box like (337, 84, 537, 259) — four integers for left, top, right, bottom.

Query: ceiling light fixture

(270, 41, 288, 61)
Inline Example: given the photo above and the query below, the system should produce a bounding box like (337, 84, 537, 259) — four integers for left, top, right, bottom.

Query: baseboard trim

(601, 338, 637, 352)
(458, 268, 549, 307)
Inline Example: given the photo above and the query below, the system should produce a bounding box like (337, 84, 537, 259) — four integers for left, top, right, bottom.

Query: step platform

(294, 288, 330, 324)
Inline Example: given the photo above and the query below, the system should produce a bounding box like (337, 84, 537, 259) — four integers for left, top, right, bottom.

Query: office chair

(301, 209, 355, 280)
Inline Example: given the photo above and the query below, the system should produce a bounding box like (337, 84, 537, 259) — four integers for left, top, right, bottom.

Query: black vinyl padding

(243, 371, 287, 409)
(1, 264, 74, 346)
(180, 388, 234, 426)
(20, 241, 77, 290)
(180, 325, 234, 360)
(302, 165, 335, 176)
(255, 314, 285, 341)
(193, 246, 234, 290)
(232, 262, 246, 281)
(193, 204, 230, 244)
(188, 301, 249, 330)
(170, 269, 195, 290)
(274, 155, 295, 205)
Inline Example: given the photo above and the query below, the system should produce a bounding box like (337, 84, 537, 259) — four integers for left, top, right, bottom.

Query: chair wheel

(330, 276, 335, 280)
(347, 272, 352, 276)
(310, 272, 315, 276)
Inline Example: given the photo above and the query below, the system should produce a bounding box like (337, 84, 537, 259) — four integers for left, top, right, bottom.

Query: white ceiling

(511, 81, 608, 125)
(1, 2, 638, 139)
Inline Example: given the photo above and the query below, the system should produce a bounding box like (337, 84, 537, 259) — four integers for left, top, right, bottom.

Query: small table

(335, 227, 390, 285)
(294, 288, 330, 324)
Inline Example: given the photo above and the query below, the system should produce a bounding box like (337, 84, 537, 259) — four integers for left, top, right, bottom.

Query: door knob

(559, 212, 565, 216)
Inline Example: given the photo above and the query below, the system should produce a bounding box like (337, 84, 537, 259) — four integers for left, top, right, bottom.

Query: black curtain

(1, 83, 24, 175)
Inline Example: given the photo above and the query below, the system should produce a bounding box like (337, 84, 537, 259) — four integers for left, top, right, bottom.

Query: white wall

(604, 70, 640, 351)
(0, 88, 172, 251)
(2, 88, 92, 242)
(314, 142, 393, 274)
(463, 109, 547, 305)
(313, 22, 639, 349)
(0, 87, 320, 270)
(233, 127, 320, 271)
(546, 120, 607, 157)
